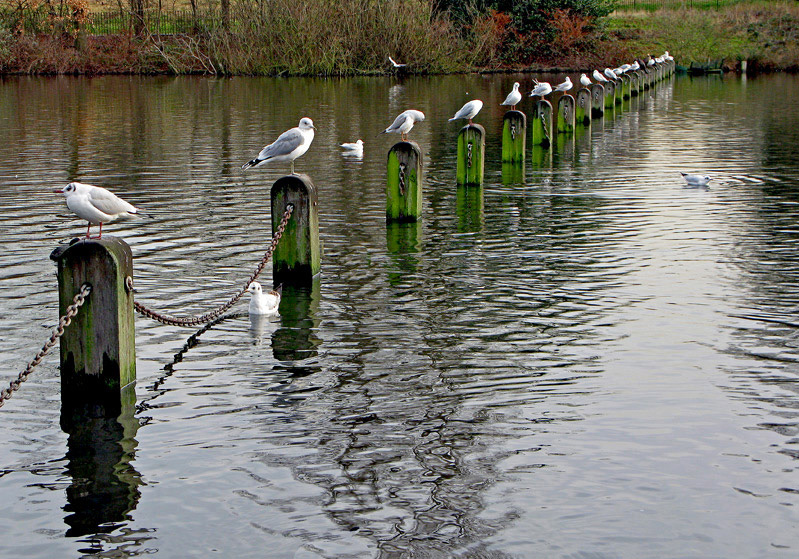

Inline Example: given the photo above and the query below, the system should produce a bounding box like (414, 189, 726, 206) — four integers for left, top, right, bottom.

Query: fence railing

(613, 0, 742, 9)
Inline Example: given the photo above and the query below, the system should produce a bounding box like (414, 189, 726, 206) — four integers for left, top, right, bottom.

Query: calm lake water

(1, 71, 798, 558)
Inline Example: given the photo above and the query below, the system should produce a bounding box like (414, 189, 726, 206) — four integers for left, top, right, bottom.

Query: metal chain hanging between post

(0, 283, 92, 409)
(510, 123, 516, 141)
(399, 162, 406, 196)
(467, 142, 473, 168)
(134, 204, 294, 328)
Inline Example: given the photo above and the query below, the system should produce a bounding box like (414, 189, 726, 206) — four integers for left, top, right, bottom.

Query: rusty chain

(467, 142, 473, 168)
(0, 283, 92, 409)
(510, 123, 516, 141)
(399, 162, 407, 196)
(134, 204, 294, 328)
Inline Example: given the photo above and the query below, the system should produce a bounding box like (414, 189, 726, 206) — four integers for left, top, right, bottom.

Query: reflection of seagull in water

(500, 82, 522, 110)
(241, 117, 316, 175)
(55, 181, 141, 238)
(381, 109, 425, 141)
(681, 172, 711, 186)
(449, 99, 483, 124)
(248, 282, 281, 315)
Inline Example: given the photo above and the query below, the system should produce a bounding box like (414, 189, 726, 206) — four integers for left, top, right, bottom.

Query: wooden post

(457, 123, 485, 186)
(621, 75, 631, 100)
(502, 110, 526, 165)
(557, 94, 575, 135)
(271, 174, 320, 285)
(575, 88, 591, 126)
(604, 81, 616, 110)
(50, 237, 136, 414)
(387, 141, 423, 222)
(615, 79, 623, 105)
(629, 72, 639, 97)
(590, 84, 604, 118)
(531, 100, 552, 148)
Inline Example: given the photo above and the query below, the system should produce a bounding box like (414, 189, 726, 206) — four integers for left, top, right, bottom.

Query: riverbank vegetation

(0, 0, 797, 75)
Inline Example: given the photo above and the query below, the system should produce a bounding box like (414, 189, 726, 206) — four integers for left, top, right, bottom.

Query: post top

(459, 123, 486, 134)
(50, 236, 131, 262)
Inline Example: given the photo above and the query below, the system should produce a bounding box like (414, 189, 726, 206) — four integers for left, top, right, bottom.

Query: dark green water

(0, 72, 798, 558)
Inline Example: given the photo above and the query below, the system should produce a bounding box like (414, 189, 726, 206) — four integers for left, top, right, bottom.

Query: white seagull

(631, 61, 641, 71)
(580, 73, 592, 87)
(242, 117, 316, 175)
(553, 76, 573, 93)
(55, 182, 141, 239)
(389, 56, 406, 69)
(340, 139, 364, 156)
(681, 172, 711, 186)
(604, 68, 618, 81)
(247, 282, 282, 315)
(593, 69, 608, 83)
(501, 82, 522, 110)
(381, 109, 425, 141)
(529, 80, 553, 98)
(449, 99, 483, 124)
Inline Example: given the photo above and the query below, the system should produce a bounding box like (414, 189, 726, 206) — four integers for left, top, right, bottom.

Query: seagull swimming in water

(340, 139, 364, 156)
(580, 73, 592, 87)
(593, 69, 608, 83)
(500, 82, 522, 110)
(242, 117, 316, 175)
(449, 100, 483, 124)
(681, 172, 711, 186)
(247, 282, 282, 315)
(553, 76, 573, 93)
(55, 182, 141, 239)
(529, 80, 552, 99)
(381, 109, 425, 141)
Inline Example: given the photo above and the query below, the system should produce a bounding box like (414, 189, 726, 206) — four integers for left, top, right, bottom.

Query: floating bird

(247, 282, 282, 315)
(681, 172, 711, 186)
(242, 117, 316, 175)
(529, 80, 552, 98)
(580, 73, 592, 87)
(388, 56, 406, 69)
(593, 69, 608, 83)
(381, 109, 425, 141)
(500, 82, 522, 110)
(604, 68, 618, 82)
(340, 139, 364, 156)
(553, 76, 573, 93)
(55, 182, 140, 239)
(449, 99, 483, 124)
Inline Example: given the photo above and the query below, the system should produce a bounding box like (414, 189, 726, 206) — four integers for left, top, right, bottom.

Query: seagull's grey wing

(386, 113, 409, 133)
(259, 127, 305, 159)
(88, 188, 137, 215)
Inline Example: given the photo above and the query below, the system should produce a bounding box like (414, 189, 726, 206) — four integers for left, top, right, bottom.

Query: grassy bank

(0, 1, 797, 75)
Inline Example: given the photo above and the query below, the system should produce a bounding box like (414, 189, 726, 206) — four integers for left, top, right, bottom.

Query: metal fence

(613, 0, 741, 9)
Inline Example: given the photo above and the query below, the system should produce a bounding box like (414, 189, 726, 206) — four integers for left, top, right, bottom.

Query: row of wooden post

(51, 62, 673, 415)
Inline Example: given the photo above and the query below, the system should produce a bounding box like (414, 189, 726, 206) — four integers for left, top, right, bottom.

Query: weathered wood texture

(502, 110, 526, 164)
(456, 123, 486, 186)
(590, 84, 604, 118)
(531, 100, 553, 148)
(271, 174, 321, 284)
(575, 88, 592, 126)
(604, 81, 616, 109)
(557, 94, 575, 135)
(387, 141, 423, 222)
(51, 237, 136, 410)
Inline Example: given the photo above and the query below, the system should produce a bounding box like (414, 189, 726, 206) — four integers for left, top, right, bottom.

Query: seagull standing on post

(593, 69, 608, 83)
(604, 68, 618, 82)
(381, 109, 425, 141)
(241, 117, 316, 175)
(449, 100, 483, 124)
(529, 80, 553, 99)
(55, 182, 141, 239)
(580, 73, 592, 87)
(500, 82, 522, 111)
(553, 76, 573, 93)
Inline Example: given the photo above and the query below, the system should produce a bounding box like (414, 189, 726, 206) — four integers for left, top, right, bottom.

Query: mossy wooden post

(557, 94, 575, 135)
(271, 174, 320, 285)
(604, 81, 615, 110)
(614, 79, 623, 105)
(531, 100, 552, 148)
(501, 110, 526, 165)
(51, 237, 135, 415)
(629, 72, 639, 97)
(575, 88, 591, 126)
(621, 75, 631, 100)
(457, 123, 485, 187)
(639, 70, 648, 91)
(590, 84, 604, 118)
(386, 141, 422, 222)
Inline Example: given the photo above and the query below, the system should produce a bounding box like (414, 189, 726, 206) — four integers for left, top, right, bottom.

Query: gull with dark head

(381, 110, 425, 141)
(241, 117, 316, 175)
(55, 181, 140, 239)
(501, 82, 522, 110)
(449, 100, 483, 124)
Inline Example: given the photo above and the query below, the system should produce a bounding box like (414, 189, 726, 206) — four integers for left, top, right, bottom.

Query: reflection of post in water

(530, 144, 552, 168)
(553, 128, 575, 162)
(61, 384, 141, 537)
(501, 161, 525, 185)
(386, 221, 421, 286)
(271, 281, 321, 362)
(456, 184, 484, 233)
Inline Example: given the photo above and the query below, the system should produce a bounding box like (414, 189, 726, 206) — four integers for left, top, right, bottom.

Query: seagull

(247, 282, 281, 315)
(631, 61, 640, 71)
(604, 68, 618, 81)
(553, 76, 573, 93)
(619, 63, 632, 73)
(580, 73, 592, 87)
(593, 69, 608, 83)
(500, 82, 522, 110)
(340, 139, 364, 156)
(55, 182, 141, 239)
(389, 56, 406, 69)
(529, 80, 552, 98)
(241, 117, 316, 175)
(449, 99, 483, 124)
(681, 172, 711, 186)
(381, 109, 425, 141)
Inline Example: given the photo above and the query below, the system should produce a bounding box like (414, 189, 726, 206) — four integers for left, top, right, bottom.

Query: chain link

(134, 204, 294, 327)
(510, 122, 516, 141)
(467, 142, 473, 168)
(0, 283, 92, 409)
(398, 162, 406, 196)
